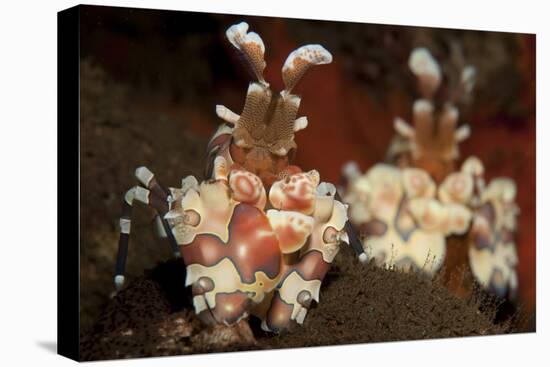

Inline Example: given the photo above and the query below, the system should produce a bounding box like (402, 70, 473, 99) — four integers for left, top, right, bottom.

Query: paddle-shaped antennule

(232, 82, 273, 149)
(281, 45, 332, 96)
(226, 22, 268, 86)
(409, 47, 441, 99)
(229, 42, 334, 158)
(262, 93, 302, 156)
(212, 23, 335, 186)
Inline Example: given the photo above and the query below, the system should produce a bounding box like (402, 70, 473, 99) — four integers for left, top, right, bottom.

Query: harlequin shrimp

(341, 48, 519, 298)
(114, 22, 366, 332)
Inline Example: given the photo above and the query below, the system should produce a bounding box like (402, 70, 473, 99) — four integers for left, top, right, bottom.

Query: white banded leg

(115, 186, 151, 290)
(114, 168, 180, 290)
(134, 167, 181, 257)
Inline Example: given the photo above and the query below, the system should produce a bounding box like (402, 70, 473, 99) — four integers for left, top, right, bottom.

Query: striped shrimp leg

(134, 167, 181, 257)
(114, 167, 178, 290)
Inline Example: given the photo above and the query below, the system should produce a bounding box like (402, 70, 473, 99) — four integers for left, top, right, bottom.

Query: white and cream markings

(268, 170, 320, 215)
(281, 44, 332, 95)
(229, 169, 267, 209)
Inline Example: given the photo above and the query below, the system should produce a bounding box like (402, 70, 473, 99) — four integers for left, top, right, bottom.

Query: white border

(0, 0, 546, 366)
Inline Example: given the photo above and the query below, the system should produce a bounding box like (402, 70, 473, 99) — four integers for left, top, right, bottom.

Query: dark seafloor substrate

(80, 246, 514, 361)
